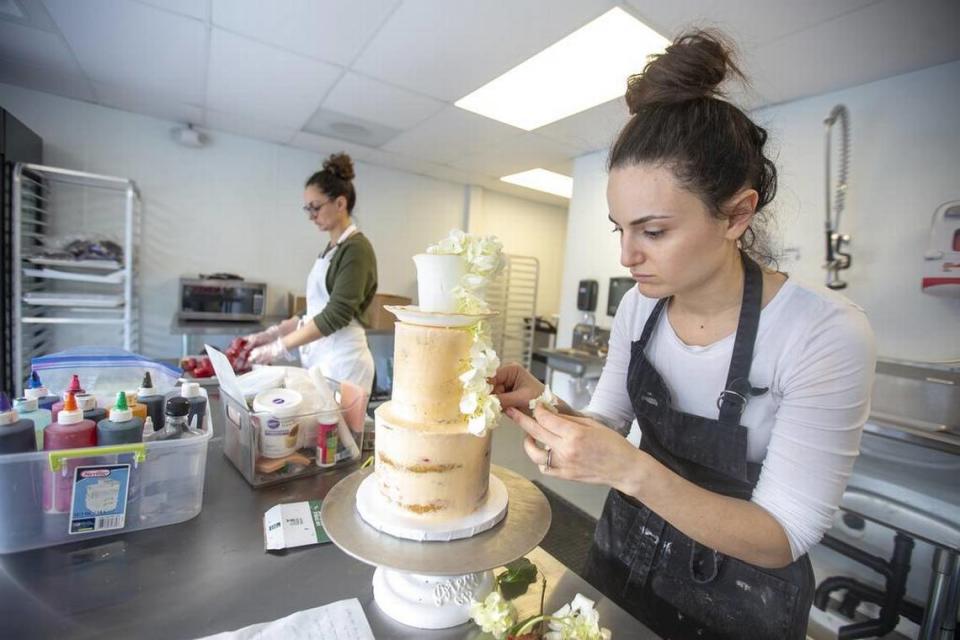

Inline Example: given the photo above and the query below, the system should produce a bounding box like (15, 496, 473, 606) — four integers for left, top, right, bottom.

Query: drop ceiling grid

(0, 0, 955, 201)
(43, 0, 208, 105)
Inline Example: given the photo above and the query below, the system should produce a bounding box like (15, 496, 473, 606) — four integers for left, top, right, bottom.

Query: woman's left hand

(504, 404, 642, 489)
(247, 338, 294, 366)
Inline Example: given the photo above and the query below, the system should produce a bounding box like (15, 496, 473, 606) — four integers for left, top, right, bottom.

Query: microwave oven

(177, 275, 266, 322)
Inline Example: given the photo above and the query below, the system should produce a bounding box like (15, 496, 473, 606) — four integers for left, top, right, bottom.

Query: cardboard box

(288, 292, 307, 317)
(367, 293, 411, 331)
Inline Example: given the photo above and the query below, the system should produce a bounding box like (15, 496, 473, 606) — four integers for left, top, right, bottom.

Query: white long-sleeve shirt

(586, 277, 876, 560)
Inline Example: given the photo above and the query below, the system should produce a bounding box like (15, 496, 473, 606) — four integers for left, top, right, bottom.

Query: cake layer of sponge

(390, 322, 473, 425)
(374, 402, 491, 521)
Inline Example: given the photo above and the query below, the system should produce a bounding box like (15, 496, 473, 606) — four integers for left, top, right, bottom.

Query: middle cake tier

(390, 321, 474, 425)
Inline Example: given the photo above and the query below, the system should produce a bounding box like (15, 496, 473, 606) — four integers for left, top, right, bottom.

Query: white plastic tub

(0, 419, 213, 554)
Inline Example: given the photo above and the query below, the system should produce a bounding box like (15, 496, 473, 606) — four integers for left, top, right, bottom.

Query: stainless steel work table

(0, 394, 656, 640)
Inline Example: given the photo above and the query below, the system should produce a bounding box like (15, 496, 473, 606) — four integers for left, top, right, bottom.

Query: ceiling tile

(322, 72, 444, 130)
(537, 97, 629, 153)
(352, 0, 616, 101)
(0, 56, 94, 101)
(448, 132, 581, 178)
(135, 0, 208, 20)
(361, 148, 475, 184)
(0, 17, 79, 72)
(288, 131, 377, 161)
(302, 106, 402, 148)
(382, 106, 524, 164)
(205, 108, 299, 145)
(624, 0, 879, 48)
(206, 28, 341, 129)
(93, 81, 203, 124)
(211, 0, 399, 66)
(43, 0, 207, 104)
(750, 0, 960, 105)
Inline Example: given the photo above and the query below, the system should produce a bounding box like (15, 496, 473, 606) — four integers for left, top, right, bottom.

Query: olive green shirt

(311, 232, 378, 336)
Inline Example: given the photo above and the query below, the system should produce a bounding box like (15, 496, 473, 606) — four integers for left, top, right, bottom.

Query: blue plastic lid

(0, 392, 10, 412)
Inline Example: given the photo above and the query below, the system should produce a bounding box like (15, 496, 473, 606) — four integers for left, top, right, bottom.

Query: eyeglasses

(302, 199, 332, 217)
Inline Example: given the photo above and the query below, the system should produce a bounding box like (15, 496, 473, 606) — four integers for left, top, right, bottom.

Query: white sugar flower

(469, 591, 517, 639)
(427, 229, 467, 255)
(461, 273, 487, 290)
(453, 287, 490, 315)
(529, 385, 559, 413)
(544, 594, 612, 640)
(468, 413, 488, 436)
(460, 392, 479, 415)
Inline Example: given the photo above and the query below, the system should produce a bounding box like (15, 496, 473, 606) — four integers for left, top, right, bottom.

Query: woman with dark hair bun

(493, 31, 875, 638)
(246, 152, 378, 393)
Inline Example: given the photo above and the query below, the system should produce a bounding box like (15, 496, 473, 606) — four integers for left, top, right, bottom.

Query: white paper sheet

(205, 344, 246, 405)
(197, 598, 374, 640)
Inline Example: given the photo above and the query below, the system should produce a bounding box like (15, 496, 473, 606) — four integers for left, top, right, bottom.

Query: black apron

(583, 253, 814, 640)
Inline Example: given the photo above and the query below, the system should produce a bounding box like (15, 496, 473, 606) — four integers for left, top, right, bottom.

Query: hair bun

(322, 152, 355, 181)
(625, 30, 743, 114)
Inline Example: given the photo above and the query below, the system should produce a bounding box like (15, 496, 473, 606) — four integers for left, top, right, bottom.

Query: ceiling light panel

(455, 7, 668, 130)
(500, 168, 573, 199)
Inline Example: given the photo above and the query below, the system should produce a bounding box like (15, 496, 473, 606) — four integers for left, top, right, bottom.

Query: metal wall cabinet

(486, 254, 539, 370)
(12, 163, 141, 395)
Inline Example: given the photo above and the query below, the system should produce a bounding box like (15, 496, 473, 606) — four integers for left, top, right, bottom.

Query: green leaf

(496, 557, 538, 600)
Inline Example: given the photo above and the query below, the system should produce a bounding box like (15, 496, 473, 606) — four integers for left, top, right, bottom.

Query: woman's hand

(243, 317, 300, 347)
(247, 338, 294, 365)
(490, 363, 545, 410)
(505, 404, 644, 489)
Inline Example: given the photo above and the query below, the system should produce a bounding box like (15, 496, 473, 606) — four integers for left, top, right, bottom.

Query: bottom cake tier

(374, 402, 492, 521)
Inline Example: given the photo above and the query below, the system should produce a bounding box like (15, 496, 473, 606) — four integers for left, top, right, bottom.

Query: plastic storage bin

(222, 376, 367, 488)
(0, 406, 213, 554)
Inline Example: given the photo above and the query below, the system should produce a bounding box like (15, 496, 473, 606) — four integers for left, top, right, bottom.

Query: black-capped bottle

(137, 372, 165, 430)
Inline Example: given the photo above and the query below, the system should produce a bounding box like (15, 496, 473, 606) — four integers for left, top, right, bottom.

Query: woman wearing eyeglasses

(245, 152, 378, 393)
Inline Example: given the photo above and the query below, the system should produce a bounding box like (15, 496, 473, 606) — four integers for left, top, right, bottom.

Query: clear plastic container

(221, 376, 367, 488)
(0, 406, 213, 554)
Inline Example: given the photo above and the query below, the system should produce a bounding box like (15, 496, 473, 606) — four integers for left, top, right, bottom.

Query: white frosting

(413, 253, 466, 313)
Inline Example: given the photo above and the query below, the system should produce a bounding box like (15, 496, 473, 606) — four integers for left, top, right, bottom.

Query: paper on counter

(196, 598, 374, 640)
(263, 500, 329, 551)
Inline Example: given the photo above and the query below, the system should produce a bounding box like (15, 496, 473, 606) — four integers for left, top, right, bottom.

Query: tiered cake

(374, 231, 504, 524)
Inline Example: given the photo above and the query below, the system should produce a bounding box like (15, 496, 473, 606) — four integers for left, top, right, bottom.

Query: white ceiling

(0, 0, 957, 206)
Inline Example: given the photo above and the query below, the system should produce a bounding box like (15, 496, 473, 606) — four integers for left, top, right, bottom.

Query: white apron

(299, 224, 375, 393)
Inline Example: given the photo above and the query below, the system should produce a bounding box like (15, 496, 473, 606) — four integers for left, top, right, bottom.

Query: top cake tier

(412, 253, 467, 314)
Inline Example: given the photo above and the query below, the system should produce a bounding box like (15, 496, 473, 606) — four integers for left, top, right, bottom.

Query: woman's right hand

(491, 362, 545, 411)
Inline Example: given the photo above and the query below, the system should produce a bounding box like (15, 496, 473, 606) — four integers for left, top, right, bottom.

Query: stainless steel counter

(0, 395, 656, 640)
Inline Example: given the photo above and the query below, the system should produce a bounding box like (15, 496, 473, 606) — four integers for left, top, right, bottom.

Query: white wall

(557, 61, 960, 368)
(467, 187, 567, 318)
(0, 82, 568, 359)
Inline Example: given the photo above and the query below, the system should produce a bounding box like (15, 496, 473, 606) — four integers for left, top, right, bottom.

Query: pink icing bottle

(43, 392, 97, 513)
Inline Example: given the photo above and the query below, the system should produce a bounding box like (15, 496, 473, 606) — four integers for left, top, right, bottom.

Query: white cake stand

(321, 465, 552, 630)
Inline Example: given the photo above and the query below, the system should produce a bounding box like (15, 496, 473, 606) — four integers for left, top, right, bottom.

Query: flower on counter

(469, 558, 612, 640)
(470, 591, 518, 639)
(528, 386, 559, 414)
(543, 594, 612, 640)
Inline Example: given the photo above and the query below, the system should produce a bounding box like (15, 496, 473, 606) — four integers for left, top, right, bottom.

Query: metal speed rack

(485, 254, 539, 370)
(12, 163, 142, 395)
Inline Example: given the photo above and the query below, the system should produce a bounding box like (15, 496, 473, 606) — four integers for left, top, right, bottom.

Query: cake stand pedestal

(321, 464, 552, 630)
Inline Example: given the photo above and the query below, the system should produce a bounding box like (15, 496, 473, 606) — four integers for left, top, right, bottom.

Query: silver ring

(544, 447, 553, 470)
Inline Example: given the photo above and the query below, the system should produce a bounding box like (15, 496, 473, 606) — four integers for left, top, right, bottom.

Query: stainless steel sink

(866, 358, 960, 453)
(535, 347, 605, 379)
